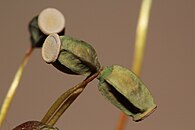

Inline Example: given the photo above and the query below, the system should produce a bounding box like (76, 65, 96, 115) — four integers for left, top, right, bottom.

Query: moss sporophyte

(0, 0, 156, 129)
(41, 33, 156, 125)
(0, 8, 66, 128)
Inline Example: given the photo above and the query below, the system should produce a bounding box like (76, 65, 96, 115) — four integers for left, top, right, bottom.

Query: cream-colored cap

(42, 34, 61, 63)
(38, 8, 65, 35)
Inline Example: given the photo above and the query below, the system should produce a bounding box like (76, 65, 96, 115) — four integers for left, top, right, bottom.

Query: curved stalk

(0, 48, 34, 128)
(42, 71, 100, 126)
(116, 0, 153, 130)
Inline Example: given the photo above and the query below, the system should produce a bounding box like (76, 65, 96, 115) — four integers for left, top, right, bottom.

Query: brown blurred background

(0, 0, 194, 130)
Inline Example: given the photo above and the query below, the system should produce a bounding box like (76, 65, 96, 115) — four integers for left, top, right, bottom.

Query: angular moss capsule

(12, 121, 58, 130)
(42, 34, 101, 76)
(29, 8, 65, 48)
(98, 65, 156, 121)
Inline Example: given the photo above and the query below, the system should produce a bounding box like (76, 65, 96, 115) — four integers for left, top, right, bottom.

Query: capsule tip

(38, 8, 65, 35)
(42, 34, 61, 63)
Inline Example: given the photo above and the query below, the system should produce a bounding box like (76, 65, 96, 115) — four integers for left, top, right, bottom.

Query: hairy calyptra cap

(42, 34, 101, 76)
(98, 65, 156, 121)
(12, 121, 58, 130)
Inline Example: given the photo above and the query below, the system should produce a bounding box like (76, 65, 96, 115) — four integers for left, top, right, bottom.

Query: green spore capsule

(42, 34, 101, 76)
(98, 65, 156, 121)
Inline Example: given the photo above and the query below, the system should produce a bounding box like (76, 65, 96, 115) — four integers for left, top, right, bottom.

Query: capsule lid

(42, 34, 61, 63)
(38, 8, 65, 35)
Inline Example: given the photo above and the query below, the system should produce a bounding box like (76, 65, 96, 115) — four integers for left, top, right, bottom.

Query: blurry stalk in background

(116, 0, 153, 130)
